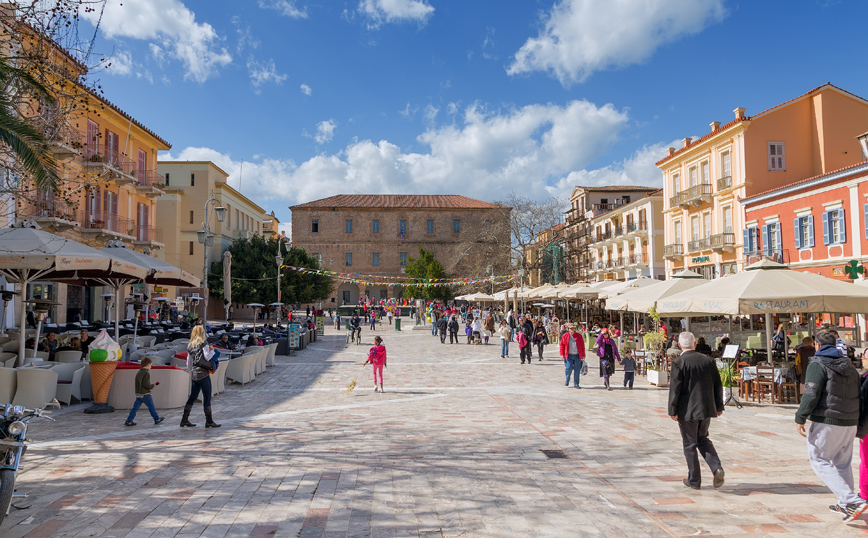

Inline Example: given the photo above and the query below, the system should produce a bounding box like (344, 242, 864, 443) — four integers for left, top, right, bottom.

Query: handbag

(195, 346, 214, 372)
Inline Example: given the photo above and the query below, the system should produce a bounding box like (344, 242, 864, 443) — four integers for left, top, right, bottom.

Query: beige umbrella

(597, 277, 658, 300)
(606, 278, 707, 312)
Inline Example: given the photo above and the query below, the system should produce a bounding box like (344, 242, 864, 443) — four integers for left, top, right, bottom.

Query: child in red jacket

(364, 335, 387, 392)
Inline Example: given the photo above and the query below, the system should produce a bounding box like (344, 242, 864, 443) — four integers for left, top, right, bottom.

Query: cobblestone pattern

(0, 324, 862, 537)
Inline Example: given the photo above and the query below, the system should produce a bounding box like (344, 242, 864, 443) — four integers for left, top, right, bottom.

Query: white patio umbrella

(606, 278, 707, 312)
(657, 259, 868, 353)
(0, 222, 149, 364)
(597, 277, 658, 299)
(223, 251, 232, 322)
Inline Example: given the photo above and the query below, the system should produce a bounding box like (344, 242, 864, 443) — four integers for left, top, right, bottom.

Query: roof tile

(290, 194, 508, 210)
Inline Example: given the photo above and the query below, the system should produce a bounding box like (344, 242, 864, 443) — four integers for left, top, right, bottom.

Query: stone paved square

(2, 325, 866, 537)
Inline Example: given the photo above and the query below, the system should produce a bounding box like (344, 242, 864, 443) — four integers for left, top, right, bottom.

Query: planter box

(648, 368, 669, 387)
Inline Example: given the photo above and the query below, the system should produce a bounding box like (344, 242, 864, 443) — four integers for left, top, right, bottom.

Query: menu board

(315, 315, 324, 336)
(289, 324, 301, 349)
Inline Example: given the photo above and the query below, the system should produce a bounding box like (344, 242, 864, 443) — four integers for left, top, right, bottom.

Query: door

(137, 149, 147, 182)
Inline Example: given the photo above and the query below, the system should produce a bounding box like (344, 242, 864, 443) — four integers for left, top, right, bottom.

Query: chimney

(682, 137, 692, 148)
(734, 107, 746, 120)
(667, 147, 676, 156)
(710, 121, 721, 131)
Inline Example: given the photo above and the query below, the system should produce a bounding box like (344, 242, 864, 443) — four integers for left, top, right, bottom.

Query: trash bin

(395, 318, 401, 331)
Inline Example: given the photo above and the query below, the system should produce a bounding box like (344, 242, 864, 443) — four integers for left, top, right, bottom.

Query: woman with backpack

(533, 320, 549, 361)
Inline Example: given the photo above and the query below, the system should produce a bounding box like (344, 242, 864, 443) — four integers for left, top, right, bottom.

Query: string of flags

(282, 265, 518, 287)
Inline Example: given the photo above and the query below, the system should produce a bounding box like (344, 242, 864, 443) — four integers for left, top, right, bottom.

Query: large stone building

(290, 195, 511, 305)
(563, 186, 660, 283)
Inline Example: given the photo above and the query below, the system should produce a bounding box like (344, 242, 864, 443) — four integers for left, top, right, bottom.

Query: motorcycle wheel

(0, 468, 15, 525)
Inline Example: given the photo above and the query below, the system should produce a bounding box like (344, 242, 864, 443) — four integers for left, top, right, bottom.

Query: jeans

(509, 328, 514, 342)
(679, 418, 722, 488)
(432, 323, 438, 336)
(565, 355, 582, 386)
(501, 339, 509, 356)
(624, 372, 634, 388)
(126, 394, 159, 422)
(185, 376, 212, 407)
(440, 331, 447, 344)
(807, 422, 862, 507)
(449, 331, 458, 344)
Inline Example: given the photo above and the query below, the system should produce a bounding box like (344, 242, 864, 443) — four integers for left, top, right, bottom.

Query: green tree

(403, 246, 453, 301)
(208, 235, 333, 306)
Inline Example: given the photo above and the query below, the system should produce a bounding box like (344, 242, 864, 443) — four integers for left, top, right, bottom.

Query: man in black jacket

(796, 331, 867, 522)
(437, 315, 448, 344)
(668, 331, 725, 490)
(520, 316, 534, 364)
(447, 316, 459, 344)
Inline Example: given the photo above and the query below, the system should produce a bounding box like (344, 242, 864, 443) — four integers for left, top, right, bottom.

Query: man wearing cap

(559, 325, 585, 388)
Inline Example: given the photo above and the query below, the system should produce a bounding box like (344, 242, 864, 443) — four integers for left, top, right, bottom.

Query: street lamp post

(275, 236, 290, 323)
(197, 195, 226, 330)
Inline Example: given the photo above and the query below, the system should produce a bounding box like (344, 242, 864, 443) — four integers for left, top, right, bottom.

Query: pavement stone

(0, 322, 866, 536)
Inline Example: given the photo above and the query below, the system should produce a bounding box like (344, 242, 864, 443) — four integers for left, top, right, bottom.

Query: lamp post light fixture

(198, 195, 226, 329)
(0, 289, 18, 337)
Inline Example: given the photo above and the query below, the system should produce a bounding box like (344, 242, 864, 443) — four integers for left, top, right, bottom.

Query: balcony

(717, 175, 732, 191)
(593, 230, 613, 244)
(45, 127, 83, 161)
(663, 243, 684, 260)
(82, 142, 136, 186)
(587, 200, 627, 219)
(79, 211, 135, 241)
(625, 221, 648, 236)
(613, 226, 625, 237)
(672, 184, 713, 209)
(133, 225, 164, 249)
(18, 200, 80, 232)
(709, 232, 736, 253)
(745, 249, 790, 267)
(687, 237, 712, 253)
(627, 253, 648, 266)
(134, 170, 167, 197)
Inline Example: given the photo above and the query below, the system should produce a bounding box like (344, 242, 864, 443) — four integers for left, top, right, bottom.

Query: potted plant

(89, 153, 103, 162)
(643, 307, 669, 387)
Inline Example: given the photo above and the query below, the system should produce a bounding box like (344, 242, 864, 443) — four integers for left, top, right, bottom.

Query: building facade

(524, 224, 565, 288)
(290, 195, 511, 305)
(587, 190, 665, 281)
(563, 186, 660, 283)
(156, 161, 276, 318)
(658, 84, 868, 279)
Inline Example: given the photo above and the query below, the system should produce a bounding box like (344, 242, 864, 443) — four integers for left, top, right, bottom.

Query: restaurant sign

(691, 255, 710, 264)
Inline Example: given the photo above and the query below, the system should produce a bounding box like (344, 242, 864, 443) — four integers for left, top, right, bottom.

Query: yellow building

(658, 84, 868, 279)
(156, 161, 278, 319)
(524, 224, 565, 288)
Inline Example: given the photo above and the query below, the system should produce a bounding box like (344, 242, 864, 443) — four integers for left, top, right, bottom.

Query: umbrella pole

(765, 313, 773, 364)
(114, 284, 122, 341)
(17, 278, 28, 368)
(619, 312, 624, 347)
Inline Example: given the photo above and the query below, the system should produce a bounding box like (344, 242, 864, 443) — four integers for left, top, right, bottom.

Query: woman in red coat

(559, 325, 586, 388)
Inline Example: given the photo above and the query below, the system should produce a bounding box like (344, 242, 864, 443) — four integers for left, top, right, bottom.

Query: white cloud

(359, 0, 434, 27)
(247, 58, 288, 92)
(508, 0, 726, 85)
(300, 83, 312, 96)
(423, 104, 439, 124)
(278, 221, 292, 240)
(81, 0, 232, 83)
(105, 50, 133, 75)
(258, 0, 308, 18)
(314, 120, 337, 144)
(162, 99, 631, 210)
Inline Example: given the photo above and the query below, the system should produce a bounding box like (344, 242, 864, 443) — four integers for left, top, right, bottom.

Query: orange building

(658, 84, 868, 279)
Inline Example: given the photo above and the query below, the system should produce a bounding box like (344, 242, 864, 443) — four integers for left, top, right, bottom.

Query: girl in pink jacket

(364, 335, 387, 392)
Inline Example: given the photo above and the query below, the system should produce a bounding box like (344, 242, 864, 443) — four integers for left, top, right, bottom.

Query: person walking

(622, 349, 636, 389)
(431, 310, 439, 336)
(533, 320, 549, 361)
(559, 324, 585, 388)
(796, 331, 867, 522)
(507, 310, 517, 342)
(519, 316, 534, 364)
(498, 320, 510, 358)
(437, 315, 448, 344)
(364, 335, 387, 392)
(181, 325, 221, 428)
(369, 312, 377, 331)
(447, 316, 459, 344)
(595, 328, 620, 390)
(668, 331, 724, 490)
(484, 314, 495, 345)
(123, 357, 164, 426)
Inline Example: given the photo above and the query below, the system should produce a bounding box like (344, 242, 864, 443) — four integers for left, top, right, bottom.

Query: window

(190, 173, 195, 186)
(189, 210, 194, 224)
(372, 252, 380, 267)
(372, 219, 379, 234)
(188, 242, 194, 255)
(427, 219, 434, 233)
(674, 221, 682, 244)
(703, 213, 711, 238)
(762, 223, 782, 254)
(743, 227, 760, 253)
(311, 253, 322, 265)
(794, 215, 815, 249)
(722, 152, 731, 178)
(226, 206, 231, 229)
(672, 174, 680, 193)
(600, 198, 608, 205)
(691, 216, 699, 241)
(453, 219, 460, 233)
(621, 196, 630, 204)
(399, 252, 407, 266)
(823, 209, 846, 245)
(165, 173, 169, 186)
(768, 142, 786, 171)
(399, 220, 407, 238)
(311, 219, 319, 233)
(345, 219, 353, 233)
(345, 252, 353, 266)
(701, 162, 709, 184)
(689, 167, 697, 187)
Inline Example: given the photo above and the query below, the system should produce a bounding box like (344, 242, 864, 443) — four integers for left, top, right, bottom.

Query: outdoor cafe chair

(12, 368, 58, 409)
(1, 340, 19, 353)
(0, 352, 15, 365)
(0, 368, 16, 404)
(55, 350, 84, 363)
(225, 355, 255, 385)
(265, 343, 277, 367)
(50, 362, 84, 405)
(754, 365, 777, 404)
(0, 336, 10, 346)
(737, 361, 752, 399)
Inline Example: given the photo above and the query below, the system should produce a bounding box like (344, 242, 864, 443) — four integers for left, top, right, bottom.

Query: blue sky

(78, 0, 868, 235)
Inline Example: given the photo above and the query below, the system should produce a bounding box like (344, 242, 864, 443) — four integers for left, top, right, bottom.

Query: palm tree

(0, 53, 59, 193)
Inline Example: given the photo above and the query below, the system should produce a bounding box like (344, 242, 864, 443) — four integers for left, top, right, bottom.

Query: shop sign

(832, 267, 846, 277)
(843, 260, 864, 279)
(691, 255, 710, 264)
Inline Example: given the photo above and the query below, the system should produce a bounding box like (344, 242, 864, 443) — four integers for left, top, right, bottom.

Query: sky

(75, 0, 868, 237)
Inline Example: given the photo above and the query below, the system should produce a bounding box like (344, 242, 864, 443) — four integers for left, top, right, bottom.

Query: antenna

(239, 159, 243, 193)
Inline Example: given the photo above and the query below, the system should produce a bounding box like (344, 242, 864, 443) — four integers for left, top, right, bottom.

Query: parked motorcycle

(0, 404, 52, 526)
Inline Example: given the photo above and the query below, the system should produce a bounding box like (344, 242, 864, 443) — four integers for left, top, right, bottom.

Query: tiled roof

(655, 117, 749, 167)
(82, 85, 171, 149)
(648, 188, 664, 196)
(741, 160, 868, 203)
(290, 194, 508, 210)
(578, 185, 658, 192)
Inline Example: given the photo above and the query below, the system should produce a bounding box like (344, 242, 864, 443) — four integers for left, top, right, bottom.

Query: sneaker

(682, 479, 700, 490)
(830, 505, 846, 516)
(154, 416, 165, 425)
(607, 387, 613, 391)
(374, 386, 379, 392)
(565, 381, 569, 387)
(713, 468, 725, 489)
(124, 420, 136, 427)
(574, 385, 581, 389)
(843, 501, 868, 522)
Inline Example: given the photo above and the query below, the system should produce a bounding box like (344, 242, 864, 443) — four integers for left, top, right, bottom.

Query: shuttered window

(768, 142, 785, 171)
